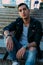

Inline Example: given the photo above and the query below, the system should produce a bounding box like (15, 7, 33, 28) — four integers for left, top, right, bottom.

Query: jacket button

(32, 30, 35, 32)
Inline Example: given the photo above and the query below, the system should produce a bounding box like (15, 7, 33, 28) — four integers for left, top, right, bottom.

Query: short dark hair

(18, 3, 29, 9)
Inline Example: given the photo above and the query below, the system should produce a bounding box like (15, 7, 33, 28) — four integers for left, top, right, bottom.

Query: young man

(3, 3, 42, 65)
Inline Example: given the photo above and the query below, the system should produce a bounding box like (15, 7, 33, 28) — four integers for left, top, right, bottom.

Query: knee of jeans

(29, 47, 36, 51)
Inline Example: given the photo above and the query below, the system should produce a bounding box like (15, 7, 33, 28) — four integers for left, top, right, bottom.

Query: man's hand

(6, 36, 14, 51)
(16, 47, 26, 59)
(28, 42, 37, 49)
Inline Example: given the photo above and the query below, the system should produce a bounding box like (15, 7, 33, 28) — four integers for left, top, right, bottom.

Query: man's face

(18, 5, 30, 19)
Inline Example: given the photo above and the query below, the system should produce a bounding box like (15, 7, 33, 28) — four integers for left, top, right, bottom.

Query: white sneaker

(12, 61, 19, 65)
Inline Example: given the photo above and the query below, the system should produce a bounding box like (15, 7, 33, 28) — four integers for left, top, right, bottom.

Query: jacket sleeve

(3, 18, 20, 32)
(34, 21, 42, 45)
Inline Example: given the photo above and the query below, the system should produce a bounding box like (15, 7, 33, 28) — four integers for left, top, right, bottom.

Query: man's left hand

(16, 47, 26, 59)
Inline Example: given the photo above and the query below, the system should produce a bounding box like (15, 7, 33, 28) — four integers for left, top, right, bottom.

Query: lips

(22, 14, 26, 17)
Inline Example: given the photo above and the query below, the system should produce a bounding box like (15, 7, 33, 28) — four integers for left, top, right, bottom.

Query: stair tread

(0, 54, 12, 61)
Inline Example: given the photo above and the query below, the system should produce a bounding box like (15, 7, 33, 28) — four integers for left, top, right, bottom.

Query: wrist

(6, 34, 12, 38)
(23, 45, 28, 50)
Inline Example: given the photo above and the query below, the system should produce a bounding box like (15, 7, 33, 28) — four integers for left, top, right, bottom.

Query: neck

(23, 17, 30, 26)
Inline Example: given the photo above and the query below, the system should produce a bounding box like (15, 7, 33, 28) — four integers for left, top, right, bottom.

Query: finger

(16, 51, 22, 59)
(7, 43, 10, 51)
(16, 52, 20, 58)
(21, 50, 25, 58)
(16, 52, 21, 59)
(10, 43, 13, 50)
(6, 42, 12, 51)
(9, 42, 13, 51)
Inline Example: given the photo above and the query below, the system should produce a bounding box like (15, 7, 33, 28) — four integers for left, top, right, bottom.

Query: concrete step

(0, 19, 43, 26)
(0, 14, 19, 19)
(0, 60, 12, 65)
(30, 15, 43, 18)
(30, 9, 43, 13)
(0, 12, 43, 15)
(0, 47, 6, 54)
(19, 60, 43, 65)
(0, 8, 18, 11)
(0, 59, 43, 65)
(0, 53, 43, 65)
(0, 19, 16, 22)
(0, 18, 43, 22)
(0, 8, 43, 13)
(0, 16, 43, 20)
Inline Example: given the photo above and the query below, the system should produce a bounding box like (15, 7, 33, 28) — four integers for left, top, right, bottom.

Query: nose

(22, 10, 24, 14)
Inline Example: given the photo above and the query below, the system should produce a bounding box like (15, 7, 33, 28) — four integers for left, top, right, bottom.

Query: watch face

(6, 34, 11, 38)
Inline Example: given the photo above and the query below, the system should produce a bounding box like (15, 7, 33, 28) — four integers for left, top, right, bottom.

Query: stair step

(0, 59, 12, 65)
(0, 47, 6, 54)
(0, 53, 43, 65)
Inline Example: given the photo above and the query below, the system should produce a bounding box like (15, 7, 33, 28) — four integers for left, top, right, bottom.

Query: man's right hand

(6, 36, 14, 51)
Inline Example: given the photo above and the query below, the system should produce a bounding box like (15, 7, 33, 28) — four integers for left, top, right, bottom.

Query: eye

(19, 8, 27, 12)
(23, 8, 27, 11)
(19, 9, 22, 12)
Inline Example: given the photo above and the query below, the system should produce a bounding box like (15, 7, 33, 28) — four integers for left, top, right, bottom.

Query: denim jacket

(3, 17, 42, 58)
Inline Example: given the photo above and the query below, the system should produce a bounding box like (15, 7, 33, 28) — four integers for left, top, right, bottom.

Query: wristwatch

(6, 34, 12, 38)
(23, 45, 28, 50)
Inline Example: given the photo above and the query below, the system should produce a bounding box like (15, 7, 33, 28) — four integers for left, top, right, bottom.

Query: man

(3, 3, 42, 65)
